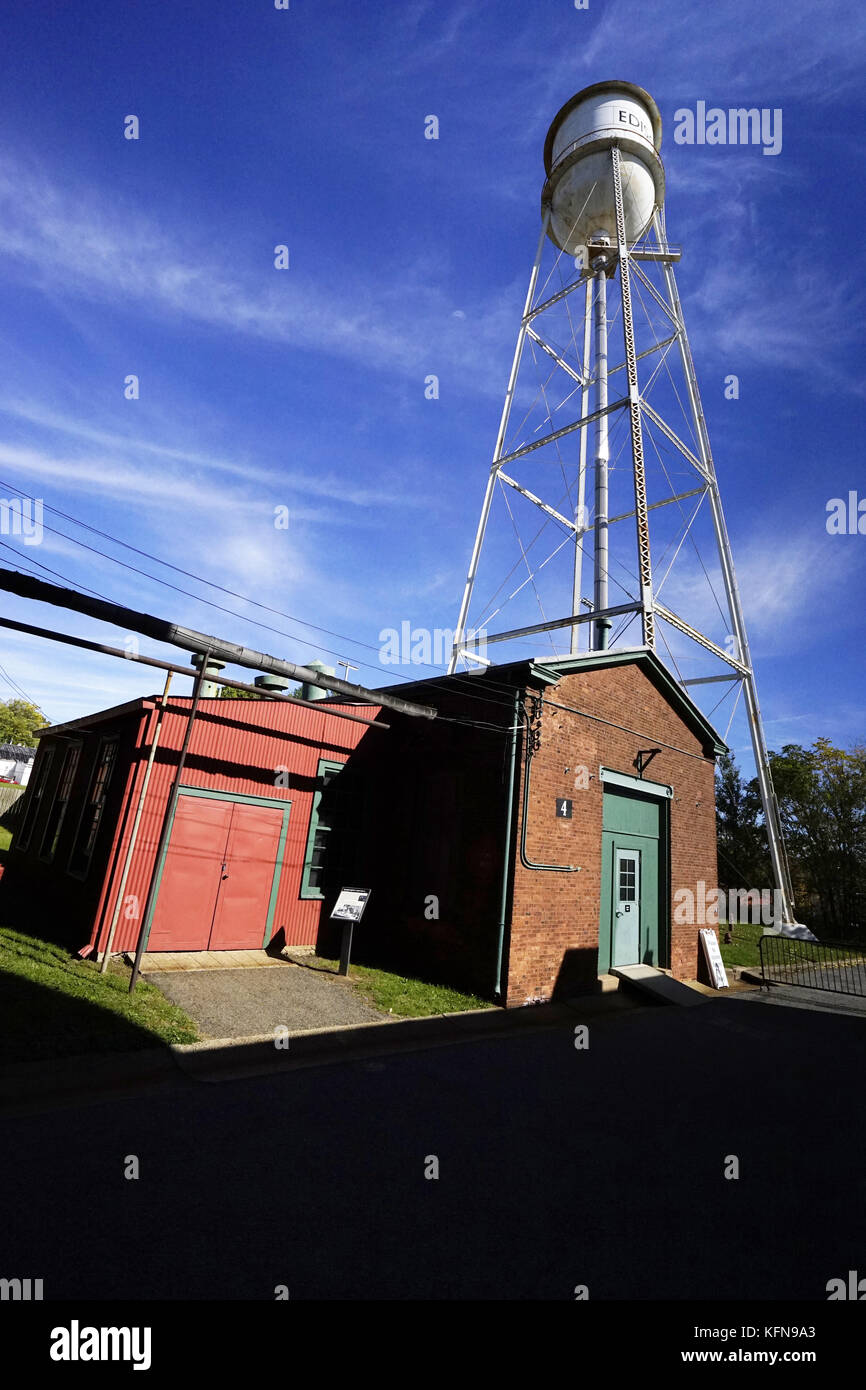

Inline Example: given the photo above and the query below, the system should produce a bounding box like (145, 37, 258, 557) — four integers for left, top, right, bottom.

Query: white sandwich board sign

(699, 928, 729, 990)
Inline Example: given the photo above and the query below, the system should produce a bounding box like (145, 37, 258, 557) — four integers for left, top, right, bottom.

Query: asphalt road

(1, 994, 865, 1300)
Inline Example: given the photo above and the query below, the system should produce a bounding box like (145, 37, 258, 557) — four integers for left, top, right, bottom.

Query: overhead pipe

(0, 569, 435, 720)
(0, 616, 388, 730)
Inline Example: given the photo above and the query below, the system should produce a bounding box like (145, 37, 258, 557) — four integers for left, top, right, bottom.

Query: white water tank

(542, 80, 664, 255)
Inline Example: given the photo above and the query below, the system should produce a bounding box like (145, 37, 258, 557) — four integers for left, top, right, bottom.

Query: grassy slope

(0, 927, 199, 1062)
(299, 955, 494, 1017)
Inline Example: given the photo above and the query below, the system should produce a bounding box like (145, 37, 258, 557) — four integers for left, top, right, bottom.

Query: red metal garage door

(147, 796, 231, 951)
(147, 795, 285, 952)
(209, 800, 285, 950)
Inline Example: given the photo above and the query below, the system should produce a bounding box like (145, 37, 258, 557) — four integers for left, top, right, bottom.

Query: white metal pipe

(571, 277, 593, 653)
(592, 255, 611, 650)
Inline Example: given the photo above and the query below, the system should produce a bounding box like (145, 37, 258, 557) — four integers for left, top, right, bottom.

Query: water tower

(448, 79, 803, 933)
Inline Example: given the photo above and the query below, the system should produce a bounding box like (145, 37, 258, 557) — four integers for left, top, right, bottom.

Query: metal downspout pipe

(494, 689, 521, 1001)
(518, 705, 581, 874)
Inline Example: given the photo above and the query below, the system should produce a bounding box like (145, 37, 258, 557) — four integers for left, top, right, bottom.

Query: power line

(0, 658, 37, 705)
(0, 477, 385, 656)
(0, 482, 523, 713)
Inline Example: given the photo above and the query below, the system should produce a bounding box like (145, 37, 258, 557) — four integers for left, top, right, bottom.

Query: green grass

(0, 825, 12, 856)
(0, 926, 199, 1063)
(297, 954, 495, 1017)
(717, 921, 765, 969)
(718, 921, 866, 971)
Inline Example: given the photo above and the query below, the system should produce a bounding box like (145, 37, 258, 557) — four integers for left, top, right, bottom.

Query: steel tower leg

(590, 255, 611, 650)
(651, 211, 798, 926)
(612, 145, 655, 649)
(570, 278, 593, 654)
(448, 213, 551, 675)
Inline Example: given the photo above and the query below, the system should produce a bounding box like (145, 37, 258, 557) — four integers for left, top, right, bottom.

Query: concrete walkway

(136, 949, 285, 971)
(144, 957, 385, 1039)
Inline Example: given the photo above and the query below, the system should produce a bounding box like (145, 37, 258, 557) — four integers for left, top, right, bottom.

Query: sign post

(330, 888, 371, 976)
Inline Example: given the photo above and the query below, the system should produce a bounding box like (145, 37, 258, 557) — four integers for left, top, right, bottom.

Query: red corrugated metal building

(0, 691, 379, 958)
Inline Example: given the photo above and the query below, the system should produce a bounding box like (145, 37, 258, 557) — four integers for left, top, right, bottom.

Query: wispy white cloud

(0, 397, 433, 510)
(657, 522, 862, 658)
(0, 154, 513, 397)
(542, 0, 866, 108)
(683, 243, 864, 388)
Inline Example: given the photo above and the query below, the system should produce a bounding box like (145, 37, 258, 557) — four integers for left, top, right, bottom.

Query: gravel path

(144, 962, 385, 1039)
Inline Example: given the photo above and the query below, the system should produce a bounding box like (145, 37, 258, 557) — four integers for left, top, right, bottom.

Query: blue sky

(0, 0, 863, 775)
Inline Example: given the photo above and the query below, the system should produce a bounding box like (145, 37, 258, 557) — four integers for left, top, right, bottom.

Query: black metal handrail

(759, 934, 866, 998)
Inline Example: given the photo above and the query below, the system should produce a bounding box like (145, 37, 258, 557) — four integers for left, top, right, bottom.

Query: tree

(714, 750, 769, 896)
(715, 741, 866, 939)
(217, 685, 261, 700)
(0, 698, 49, 746)
(769, 739, 866, 939)
(218, 684, 305, 700)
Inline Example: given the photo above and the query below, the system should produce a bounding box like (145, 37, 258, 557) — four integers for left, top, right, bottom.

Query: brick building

(351, 647, 725, 1004)
(2, 646, 724, 1005)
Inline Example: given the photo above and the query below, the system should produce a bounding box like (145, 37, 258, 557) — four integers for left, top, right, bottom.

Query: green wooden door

(598, 787, 665, 974)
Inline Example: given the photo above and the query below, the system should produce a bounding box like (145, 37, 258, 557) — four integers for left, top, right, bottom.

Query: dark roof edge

(376, 649, 726, 756)
(38, 698, 156, 738)
(530, 648, 728, 756)
(38, 694, 382, 740)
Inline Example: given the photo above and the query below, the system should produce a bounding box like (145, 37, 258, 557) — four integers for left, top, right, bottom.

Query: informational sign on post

(330, 889, 371, 975)
(699, 927, 729, 990)
(331, 889, 370, 923)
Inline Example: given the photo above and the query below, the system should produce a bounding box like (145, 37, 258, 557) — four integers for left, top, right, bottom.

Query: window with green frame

(300, 758, 357, 898)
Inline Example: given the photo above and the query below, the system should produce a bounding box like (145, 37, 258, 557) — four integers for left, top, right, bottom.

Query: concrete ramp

(612, 964, 708, 1006)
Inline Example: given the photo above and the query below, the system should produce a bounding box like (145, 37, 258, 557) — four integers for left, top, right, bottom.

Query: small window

(68, 738, 118, 878)
(14, 746, 55, 853)
(40, 742, 82, 862)
(619, 857, 637, 901)
(301, 760, 357, 898)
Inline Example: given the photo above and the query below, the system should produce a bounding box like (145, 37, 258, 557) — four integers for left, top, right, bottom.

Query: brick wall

(506, 662, 719, 1005)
